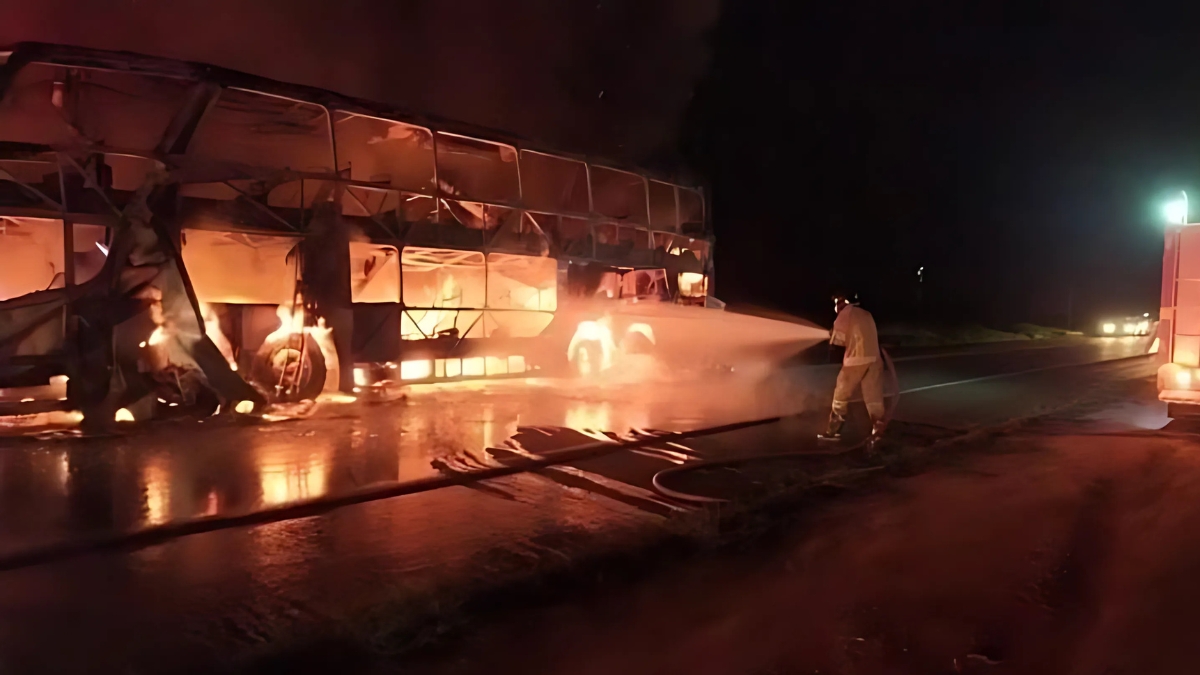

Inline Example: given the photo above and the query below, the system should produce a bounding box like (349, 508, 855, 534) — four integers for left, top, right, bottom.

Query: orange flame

(262, 298, 339, 394)
(198, 302, 237, 370)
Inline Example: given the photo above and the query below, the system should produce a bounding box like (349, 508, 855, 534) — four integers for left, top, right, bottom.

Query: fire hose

(650, 348, 901, 504)
(0, 417, 779, 573)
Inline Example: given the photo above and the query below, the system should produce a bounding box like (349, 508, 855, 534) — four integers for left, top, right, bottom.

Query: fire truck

(0, 43, 750, 426)
(1158, 212, 1200, 418)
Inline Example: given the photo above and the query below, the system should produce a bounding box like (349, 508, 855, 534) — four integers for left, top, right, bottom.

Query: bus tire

(570, 340, 604, 378)
(250, 332, 327, 402)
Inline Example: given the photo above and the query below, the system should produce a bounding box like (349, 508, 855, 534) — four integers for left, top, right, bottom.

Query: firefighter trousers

(831, 360, 885, 421)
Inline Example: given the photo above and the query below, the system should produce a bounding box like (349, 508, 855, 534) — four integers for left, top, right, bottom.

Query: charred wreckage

(0, 43, 717, 430)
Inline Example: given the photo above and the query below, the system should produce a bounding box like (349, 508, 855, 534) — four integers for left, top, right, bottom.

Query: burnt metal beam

(57, 153, 120, 217)
(157, 81, 220, 156)
(0, 169, 62, 212)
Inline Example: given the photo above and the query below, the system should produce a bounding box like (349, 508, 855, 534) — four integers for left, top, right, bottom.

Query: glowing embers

(138, 322, 171, 374)
(133, 293, 246, 412)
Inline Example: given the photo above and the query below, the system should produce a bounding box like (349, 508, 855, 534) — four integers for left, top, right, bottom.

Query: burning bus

(0, 42, 743, 427)
(0, 44, 824, 429)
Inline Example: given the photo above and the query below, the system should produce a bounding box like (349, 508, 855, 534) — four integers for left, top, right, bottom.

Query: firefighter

(818, 290, 887, 445)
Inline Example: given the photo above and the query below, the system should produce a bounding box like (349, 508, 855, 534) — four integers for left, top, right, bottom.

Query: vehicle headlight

(1123, 323, 1137, 334)
(1137, 321, 1150, 333)
(1178, 369, 1193, 388)
(1102, 322, 1116, 334)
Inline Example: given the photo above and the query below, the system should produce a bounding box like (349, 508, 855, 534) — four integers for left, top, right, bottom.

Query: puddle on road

(0, 374, 788, 558)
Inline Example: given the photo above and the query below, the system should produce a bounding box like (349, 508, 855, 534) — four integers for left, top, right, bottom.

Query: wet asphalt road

(405, 400, 1200, 675)
(0, 336, 1156, 673)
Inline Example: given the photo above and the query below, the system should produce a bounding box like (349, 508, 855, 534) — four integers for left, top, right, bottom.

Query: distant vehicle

(1099, 315, 1152, 337)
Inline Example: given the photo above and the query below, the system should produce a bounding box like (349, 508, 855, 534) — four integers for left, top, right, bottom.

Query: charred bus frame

(0, 43, 713, 422)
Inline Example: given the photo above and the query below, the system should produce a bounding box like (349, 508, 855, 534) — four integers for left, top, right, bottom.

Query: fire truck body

(1158, 221, 1200, 417)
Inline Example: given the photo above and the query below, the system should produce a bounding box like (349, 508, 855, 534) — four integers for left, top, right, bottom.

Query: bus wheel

(570, 340, 603, 378)
(619, 330, 655, 356)
(250, 333, 327, 402)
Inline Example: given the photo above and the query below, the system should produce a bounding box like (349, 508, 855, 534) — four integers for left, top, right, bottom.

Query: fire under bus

(0, 43, 729, 427)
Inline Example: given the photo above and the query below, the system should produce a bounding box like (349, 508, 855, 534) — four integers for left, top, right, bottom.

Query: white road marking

(899, 353, 1151, 395)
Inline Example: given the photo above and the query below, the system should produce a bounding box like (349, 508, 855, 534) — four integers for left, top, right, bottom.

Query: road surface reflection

(0, 373, 777, 557)
(0, 336, 1153, 559)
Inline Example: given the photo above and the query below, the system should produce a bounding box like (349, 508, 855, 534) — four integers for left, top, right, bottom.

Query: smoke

(2, 0, 718, 168)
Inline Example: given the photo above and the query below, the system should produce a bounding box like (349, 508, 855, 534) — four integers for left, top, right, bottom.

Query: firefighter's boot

(817, 411, 846, 442)
(866, 418, 888, 453)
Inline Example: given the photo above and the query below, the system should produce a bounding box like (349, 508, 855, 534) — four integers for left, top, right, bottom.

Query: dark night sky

(2, 1, 1180, 328)
(687, 8, 1181, 326)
